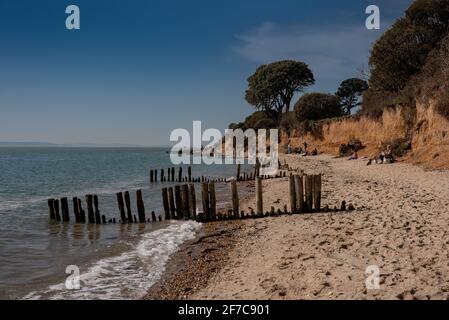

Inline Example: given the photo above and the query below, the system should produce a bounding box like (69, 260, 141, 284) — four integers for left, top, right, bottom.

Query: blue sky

(0, 0, 412, 146)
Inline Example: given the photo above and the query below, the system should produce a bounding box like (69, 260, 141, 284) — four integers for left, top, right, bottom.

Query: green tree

(336, 78, 368, 115)
(368, 0, 449, 93)
(245, 60, 315, 125)
(295, 93, 344, 121)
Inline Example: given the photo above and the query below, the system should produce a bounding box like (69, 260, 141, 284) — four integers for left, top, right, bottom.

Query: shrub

(295, 93, 344, 121)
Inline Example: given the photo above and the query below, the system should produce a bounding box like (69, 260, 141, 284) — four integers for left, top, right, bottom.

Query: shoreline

(146, 154, 449, 300)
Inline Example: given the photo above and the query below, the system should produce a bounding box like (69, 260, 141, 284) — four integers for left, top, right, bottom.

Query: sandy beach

(148, 154, 449, 300)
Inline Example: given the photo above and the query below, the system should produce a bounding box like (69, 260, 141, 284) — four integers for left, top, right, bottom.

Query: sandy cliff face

(407, 101, 449, 169)
(282, 101, 449, 169)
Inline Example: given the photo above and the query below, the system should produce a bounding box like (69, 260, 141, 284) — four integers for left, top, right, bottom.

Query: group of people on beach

(287, 141, 318, 157)
(348, 145, 395, 165)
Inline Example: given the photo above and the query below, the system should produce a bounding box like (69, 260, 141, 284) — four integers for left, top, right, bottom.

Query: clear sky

(0, 0, 412, 146)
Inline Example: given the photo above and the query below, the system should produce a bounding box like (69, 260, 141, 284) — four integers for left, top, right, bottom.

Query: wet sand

(147, 154, 449, 300)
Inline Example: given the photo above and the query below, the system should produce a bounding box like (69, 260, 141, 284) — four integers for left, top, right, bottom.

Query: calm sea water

(0, 147, 250, 299)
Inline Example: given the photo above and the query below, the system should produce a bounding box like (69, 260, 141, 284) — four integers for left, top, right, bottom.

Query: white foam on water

(23, 221, 202, 300)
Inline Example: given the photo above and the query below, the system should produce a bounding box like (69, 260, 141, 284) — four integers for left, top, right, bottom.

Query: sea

(0, 147, 251, 299)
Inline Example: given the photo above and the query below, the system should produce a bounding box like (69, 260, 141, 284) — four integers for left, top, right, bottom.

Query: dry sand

(190, 154, 449, 300)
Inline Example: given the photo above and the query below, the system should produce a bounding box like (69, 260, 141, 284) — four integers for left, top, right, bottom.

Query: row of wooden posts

(48, 171, 323, 224)
(149, 164, 288, 184)
(47, 191, 162, 224)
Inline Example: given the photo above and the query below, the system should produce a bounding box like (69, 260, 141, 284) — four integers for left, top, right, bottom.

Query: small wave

(23, 221, 202, 300)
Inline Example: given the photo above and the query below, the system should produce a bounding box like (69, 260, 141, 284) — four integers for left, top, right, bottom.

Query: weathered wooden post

(189, 184, 196, 220)
(305, 175, 313, 212)
(93, 195, 101, 224)
(174, 185, 183, 219)
(178, 167, 183, 182)
(77, 198, 86, 223)
(124, 191, 133, 223)
(209, 181, 216, 219)
(201, 182, 210, 221)
(181, 184, 190, 219)
(85, 195, 95, 224)
(188, 166, 192, 182)
(255, 158, 260, 178)
(294, 175, 304, 213)
(72, 197, 80, 222)
(116, 192, 127, 223)
(161, 169, 165, 182)
(289, 175, 297, 214)
(53, 199, 61, 221)
(171, 167, 175, 181)
(168, 187, 176, 219)
(136, 190, 146, 223)
(236, 164, 241, 181)
(313, 174, 322, 212)
(231, 179, 239, 217)
(161, 188, 170, 220)
(255, 176, 263, 216)
(60, 197, 69, 222)
(154, 169, 158, 182)
(150, 170, 154, 183)
(48, 199, 56, 220)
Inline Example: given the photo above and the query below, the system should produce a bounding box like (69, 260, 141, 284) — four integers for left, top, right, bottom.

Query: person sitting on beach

(348, 151, 358, 160)
(383, 145, 394, 163)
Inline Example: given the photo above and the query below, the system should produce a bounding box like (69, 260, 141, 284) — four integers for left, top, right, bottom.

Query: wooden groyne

(47, 167, 353, 225)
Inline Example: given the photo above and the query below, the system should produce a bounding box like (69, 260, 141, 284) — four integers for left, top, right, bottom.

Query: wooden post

(154, 169, 158, 182)
(255, 176, 263, 216)
(189, 184, 196, 220)
(161, 169, 165, 182)
(124, 191, 133, 223)
(236, 164, 241, 181)
(231, 180, 239, 217)
(201, 182, 210, 221)
(93, 195, 101, 224)
(255, 158, 260, 178)
(188, 166, 192, 182)
(48, 199, 56, 220)
(313, 174, 322, 212)
(171, 167, 175, 181)
(289, 175, 297, 214)
(161, 188, 170, 220)
(178, 167, 183, 182)
(305, 175, 313, 212)
(60, 197, 69, 222)
(168, 187, 176, 219)
(72, 197, 80, 222)
(294, 175, 304, 213)
(77, 198, 86, 223)
(151, 211, 157, 222)
(209, 181, 216, 219)
(53, 199, 61, 221)
(136, 190, 146, 223)
(181, 184, 190, 219)
(150, 170, 154, 183)
(85, 195, 95, 224)
(116, 192, 127, 223)
(174, 185, 183, 219)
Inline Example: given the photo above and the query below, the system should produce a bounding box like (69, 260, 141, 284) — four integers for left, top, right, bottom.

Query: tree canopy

(295, 93, 344, 121)
(366, 0, 449, 97)
(336, 78, 368, 115)
(245, 60, 315, 124)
